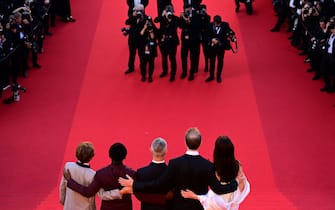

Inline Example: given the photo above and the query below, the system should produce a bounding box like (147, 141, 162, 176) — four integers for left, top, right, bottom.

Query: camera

(121, 27, 130, 36)
(136, 10, 144, 19)
(184, 11, 190, 18)
(303, 7, 310, 15)
(147, 22, 153, 31)
(165, 6, 174, 19)
(226, 31, 237, 42)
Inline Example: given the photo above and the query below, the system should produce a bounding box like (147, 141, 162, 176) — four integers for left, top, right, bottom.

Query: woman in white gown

(181, 136, 250, 210)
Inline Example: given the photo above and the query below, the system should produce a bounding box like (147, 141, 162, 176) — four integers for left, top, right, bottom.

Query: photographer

(0, 27, 11, 97)
(235, 0, 253, 15)
(127, 0, 148, 17)
(320, 23, 335, 93)
(197, 4, 210, 72)
(139, 16, 158, 82)
(156, 0, 172, 18)
(205, 15, 235, 83)
(124, 4, 148, 74)
(155, 5, 180, 82)
(179, 4, 202, 81)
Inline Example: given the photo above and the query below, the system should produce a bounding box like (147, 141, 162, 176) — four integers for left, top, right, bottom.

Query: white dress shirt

(328, 34, 334, 54)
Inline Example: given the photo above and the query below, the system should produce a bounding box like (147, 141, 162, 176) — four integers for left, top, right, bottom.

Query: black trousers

(160, 43, 177, 77)
(181, 39, 200, 76)
(320, 53, 335, 88)
(209, 47, 225, 79)
(128, 43, 140, 71)
(140, 53, 155, 78)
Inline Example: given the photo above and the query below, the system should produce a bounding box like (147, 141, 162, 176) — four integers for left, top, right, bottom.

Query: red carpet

(0, 0, 334, 209)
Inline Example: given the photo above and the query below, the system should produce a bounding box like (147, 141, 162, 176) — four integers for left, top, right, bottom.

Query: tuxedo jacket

(135, 162, 169, 210)
(127, 0, 149, 16)
(133, 154, 238, 210)
(67, 163, 136, 210)
(206, 22, 234, 50)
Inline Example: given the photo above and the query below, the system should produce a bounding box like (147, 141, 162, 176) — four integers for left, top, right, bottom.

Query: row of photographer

(271, 0, 335, 94)
(123, 4, 237, 83)
(0, 0, 75, 103)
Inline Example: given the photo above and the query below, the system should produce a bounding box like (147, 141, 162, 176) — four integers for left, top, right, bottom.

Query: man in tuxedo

(64, 143, 136, 210)
(205, 15, 235, 83)
(134, 137, 171, 210)
(183, 0, 202, 10)
(119, 128, 238, 210)
(127, 0, 149, 17)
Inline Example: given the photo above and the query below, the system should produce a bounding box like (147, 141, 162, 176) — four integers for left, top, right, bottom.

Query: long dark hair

(214, 136, 239, 183)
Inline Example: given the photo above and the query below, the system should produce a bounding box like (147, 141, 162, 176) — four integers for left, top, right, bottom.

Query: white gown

(198, 178, 250, 210)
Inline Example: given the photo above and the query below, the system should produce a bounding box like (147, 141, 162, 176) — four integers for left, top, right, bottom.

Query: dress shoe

(205, 77, 214, 82)
(159, 72, 168, 78)
(216, 77, 222, 83)
(299, 51, 307, 56)
(188, 75, 194, 81)
(125, 69, 134, 74)
(320, 86, 330, 92)
(33, 64, 41, 69)
(45, 31, 53, 36)
(180, 73, 187, 79)
(169, 76, 175, 82)
(235, 6, 240, 13)
(306, 68, 314, 72)
(148, 77, 153, 83)
(141, 77, 146, 82)
(270, 28, 280, 32)
(327, 88, 335, 93)
(312, 75, 320, 80)
(304, 58, 311, 63)
(204, 67, 208, 72)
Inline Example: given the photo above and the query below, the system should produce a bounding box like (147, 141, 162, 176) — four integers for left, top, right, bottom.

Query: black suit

(136, 162, 169, 210)
(183, 0, 202, 9)
(206, 21, 234, 81)
(127, 0, 149, 17)
(133, 154, 238, 210)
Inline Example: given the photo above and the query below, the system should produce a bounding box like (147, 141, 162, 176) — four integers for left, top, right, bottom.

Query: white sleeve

(97, 189, 122, 200)
(233, 178, 250, 205)
(59, 173, 67, 205)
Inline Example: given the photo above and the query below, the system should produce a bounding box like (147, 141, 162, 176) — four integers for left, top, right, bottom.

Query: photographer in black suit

(119, 127, 238, 210)
(127, 0, 149, 17)
(179, 4, 202, 81)
(138, 16, 158, 82)
(205, 15, 235, 83)
(124, 4, 148, 74)
(155, 5, 180, 82)
(197, 4, 211, 72)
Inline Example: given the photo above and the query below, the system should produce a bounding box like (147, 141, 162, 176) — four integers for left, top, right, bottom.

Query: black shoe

(188, 75, 194, 81)
(299, 51, 307, 56)
(169, 76, 175, 82)
(312, 75, 320, 80)
(45, 31, 53, 36)
(307, 68, 314, 72)
(159, 72, 168, 78)
(320, 86, 330, 92)
(288, 36, 294, 40)
(148, 77, 153, 83)
(205, 77, 214, 82)
(270, 28, 280, 32)
(125, 69, 134, 74)
(22, 72, 28, 78)
(327, 88, 335, 93)
(141, 77, 146, 82)
(286, 28, 292, 32)
(180, 73, 187, 79)
(33, 64, 41, 69)
(235, 6, 240, 13)
(216, 77, 222, 83)
(204, 67, 208, 72)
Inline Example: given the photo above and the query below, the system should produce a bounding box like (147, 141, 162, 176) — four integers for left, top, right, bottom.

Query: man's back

(137, 162, 168, 210)
(167, 154, 213, 210)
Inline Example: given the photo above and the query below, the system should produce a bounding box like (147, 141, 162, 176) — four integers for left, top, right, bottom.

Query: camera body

(226, 31, 237, 42)
(121, 27, 130, 36)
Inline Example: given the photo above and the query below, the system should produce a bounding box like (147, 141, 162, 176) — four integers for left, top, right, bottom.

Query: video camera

(121, 27, 130, 36)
